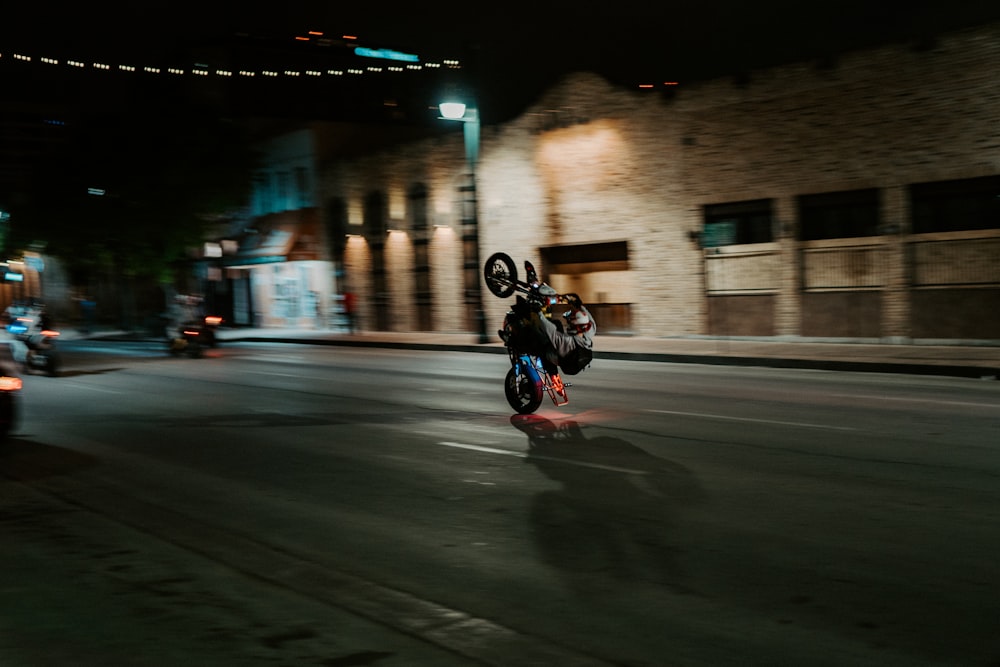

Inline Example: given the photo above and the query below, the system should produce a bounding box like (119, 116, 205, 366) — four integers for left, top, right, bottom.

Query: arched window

(409, 184, 432, 330)
(364, 191, 390, 331)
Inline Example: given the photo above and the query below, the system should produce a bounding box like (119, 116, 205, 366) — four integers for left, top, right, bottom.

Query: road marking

(60, 381, 125, 394)
(647, 409, 856, 431)
(437, 441, 649, 475)
(245, 369, 311, 379)
(829, 393, 997, 409)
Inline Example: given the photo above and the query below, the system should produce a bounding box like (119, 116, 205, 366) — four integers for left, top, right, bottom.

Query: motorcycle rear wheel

(484, 252, 518, 298)
(43, 351, 60, 377)
(505, 365, 543, 414)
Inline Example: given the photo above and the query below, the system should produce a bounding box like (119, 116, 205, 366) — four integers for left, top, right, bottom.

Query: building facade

(207, 126, 334, 329)
(205, 120, 455, 331)
(322, 22, 1000, 342)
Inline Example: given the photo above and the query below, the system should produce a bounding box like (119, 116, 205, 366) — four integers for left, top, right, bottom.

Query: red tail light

(41, 329, 60, 337)
(204, 316, 223, 326)
(0, 376, 23, 391)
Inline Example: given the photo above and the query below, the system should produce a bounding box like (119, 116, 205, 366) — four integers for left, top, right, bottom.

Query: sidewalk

(101, 326, 1000, 380)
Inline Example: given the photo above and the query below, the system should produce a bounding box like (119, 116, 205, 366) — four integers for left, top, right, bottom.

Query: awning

(223, 209, 321, 268)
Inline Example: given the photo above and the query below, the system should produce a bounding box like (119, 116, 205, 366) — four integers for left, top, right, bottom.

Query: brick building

(322, 21, 1000, 341)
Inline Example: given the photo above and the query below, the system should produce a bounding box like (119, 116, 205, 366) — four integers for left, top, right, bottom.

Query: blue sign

(702, 220, 737, 248)
(354, 47, 419, 63)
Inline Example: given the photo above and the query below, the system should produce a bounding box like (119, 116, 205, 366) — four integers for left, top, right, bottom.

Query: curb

(76, 332, 1000, 380)
(594, 351, 999, 380)
(217, 335, 1000, 381)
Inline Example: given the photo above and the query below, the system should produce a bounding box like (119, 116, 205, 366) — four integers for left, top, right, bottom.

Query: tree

(10, 87, 258, 328)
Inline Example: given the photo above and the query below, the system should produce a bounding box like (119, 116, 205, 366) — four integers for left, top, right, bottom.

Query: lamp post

(440, 101, 490, 344)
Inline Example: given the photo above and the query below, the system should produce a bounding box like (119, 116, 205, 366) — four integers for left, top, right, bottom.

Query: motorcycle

(167, 321, 206, 358)
(7, 316, 61, 376)
(484, 252, 585, 414)
(166, 314, 222, 359)
(202, 315, 222, 348)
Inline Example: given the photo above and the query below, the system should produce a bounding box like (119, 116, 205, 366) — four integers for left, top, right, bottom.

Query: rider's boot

(541, 353, 559, 376)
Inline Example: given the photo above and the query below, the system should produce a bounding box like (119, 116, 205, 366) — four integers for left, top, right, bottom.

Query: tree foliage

(11, 95, 258, 288)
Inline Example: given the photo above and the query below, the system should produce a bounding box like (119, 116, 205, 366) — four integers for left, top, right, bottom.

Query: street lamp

(439, 100, 490, 344)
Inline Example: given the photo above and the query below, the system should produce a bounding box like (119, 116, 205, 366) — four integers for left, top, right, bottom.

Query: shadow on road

(54, 367, 126, 378)
(0, 438, 99, 481)
(511, 414, 704, 593)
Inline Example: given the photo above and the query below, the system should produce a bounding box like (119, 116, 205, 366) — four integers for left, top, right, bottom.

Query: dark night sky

(3, 1, 1000, 122)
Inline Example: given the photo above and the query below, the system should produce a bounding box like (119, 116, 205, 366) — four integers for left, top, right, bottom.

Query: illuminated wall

(321, 21, 1000, 339)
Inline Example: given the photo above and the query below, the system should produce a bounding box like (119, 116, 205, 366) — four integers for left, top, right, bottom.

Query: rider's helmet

(565, 308, 593, 335)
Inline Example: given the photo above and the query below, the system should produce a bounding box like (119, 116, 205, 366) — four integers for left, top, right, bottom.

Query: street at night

(2, 340, 998, 666)
(3, 2, 1000, 664)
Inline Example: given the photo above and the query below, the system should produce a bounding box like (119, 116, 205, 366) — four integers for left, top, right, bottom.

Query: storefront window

(911, 176, 1000, 233)
(798, 189, 880, 240)
(703, 199, 773, 246)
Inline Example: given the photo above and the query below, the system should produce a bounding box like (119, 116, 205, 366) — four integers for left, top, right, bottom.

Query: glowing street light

(439, 102, 468, 120)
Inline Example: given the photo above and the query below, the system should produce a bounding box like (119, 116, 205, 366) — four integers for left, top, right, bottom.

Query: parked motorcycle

(7, 316, 61, 376)
(484, 252, 584, 414)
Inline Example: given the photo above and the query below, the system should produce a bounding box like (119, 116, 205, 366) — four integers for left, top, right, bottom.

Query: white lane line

(59, 381, 125, 394)
(245, 369, 310, 379)
(647, 409, 856, 431)
(437, 441, 649, 475)
(829, 393, 997, 409)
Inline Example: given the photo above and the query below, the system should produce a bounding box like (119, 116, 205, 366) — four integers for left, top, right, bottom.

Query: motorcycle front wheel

(505, 365, 543, 414)
(484, 252, 518, 298)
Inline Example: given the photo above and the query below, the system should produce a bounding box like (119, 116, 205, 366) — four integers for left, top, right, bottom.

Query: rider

(498, 258, 596, 375)
(513, 278, 595, 375)
(536, 296, 596, 375)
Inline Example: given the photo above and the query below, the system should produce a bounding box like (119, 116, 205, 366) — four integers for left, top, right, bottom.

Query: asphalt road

(1, 340, 998, 666)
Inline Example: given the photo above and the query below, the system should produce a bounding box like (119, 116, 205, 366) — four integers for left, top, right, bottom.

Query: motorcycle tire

(43, 351, 60, 377)
(484, 252, 518, 298)
(0, 391, 17, 442)
(505, 365, 543, 414)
